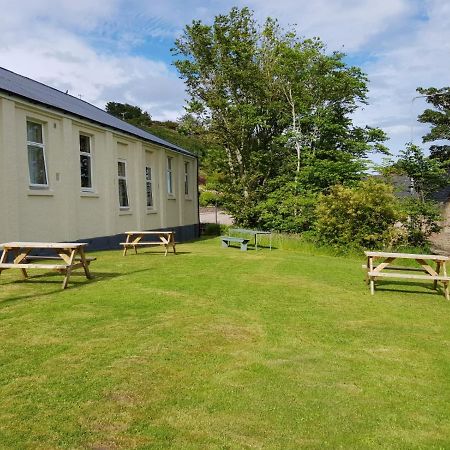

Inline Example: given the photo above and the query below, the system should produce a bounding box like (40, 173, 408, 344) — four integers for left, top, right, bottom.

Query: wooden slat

(367, 271, 450, 281)
(0, 263, 68, 270)
(364, 251, 448, 261)
(361, 264, 426, 272)
(0, 242, 87, 249)
(24, 256, 96, 261)
(120, 242, 168, 246)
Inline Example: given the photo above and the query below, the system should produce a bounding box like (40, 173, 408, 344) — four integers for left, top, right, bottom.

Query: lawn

(0, 238, 449, 449)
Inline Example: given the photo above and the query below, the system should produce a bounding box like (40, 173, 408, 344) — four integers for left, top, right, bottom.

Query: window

(79, 134, 93, 190)
(184, 162, 189, 196)
(145, 166, 153, 208)
(166, 156, 174, 195)
(117, 160, 129, 209)
(27, 121, 48, 187)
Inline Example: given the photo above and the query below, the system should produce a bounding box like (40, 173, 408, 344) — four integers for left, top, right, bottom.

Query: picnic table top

(229, 228, 271, 235)
(364, 251, 448, 261)
(0, 242, 88, 249)
(125, 230, 173, 235)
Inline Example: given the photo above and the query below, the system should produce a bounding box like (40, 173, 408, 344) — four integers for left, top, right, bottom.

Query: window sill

(27, 189, 54, 197)
(185, 196, 193, 201)
(119, 209, 133, 216)
(167, 195, 177, 200)
(146, 209, 158, 215)
(81, 191, 99, 198)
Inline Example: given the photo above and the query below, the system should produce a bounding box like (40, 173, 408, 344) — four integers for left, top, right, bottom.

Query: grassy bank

(0, 238, 449, 449)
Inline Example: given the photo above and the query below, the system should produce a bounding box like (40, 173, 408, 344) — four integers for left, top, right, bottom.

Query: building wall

(0, 95, 199, 247)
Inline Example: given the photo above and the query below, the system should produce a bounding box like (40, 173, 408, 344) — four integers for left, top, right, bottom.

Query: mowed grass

(0, 238, 449, 449)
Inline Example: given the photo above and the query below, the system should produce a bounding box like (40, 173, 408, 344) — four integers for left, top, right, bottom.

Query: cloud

(0, 0, 449, 158)
(0, 0, 186, 120)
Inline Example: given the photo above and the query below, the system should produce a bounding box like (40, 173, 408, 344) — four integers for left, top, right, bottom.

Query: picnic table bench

(221, 236, 250, 251)
(0, 242, 94, 289)
(364, 251, 450, 299)
(229, 228, 272, 251)
(121, 231, 176, 256)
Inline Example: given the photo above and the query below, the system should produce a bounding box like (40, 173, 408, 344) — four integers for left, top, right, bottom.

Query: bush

(199, 190, 223, 207)
(202, 223, 223, 236)
(400, 198, 441, 247)
(315, 179, 403, 249)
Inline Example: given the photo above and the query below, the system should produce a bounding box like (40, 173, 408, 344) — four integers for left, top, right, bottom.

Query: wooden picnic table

(121, 231, 176, 256)
(0, 242, 94, 289)
(229, 228, 272, 251)
(364, 251, 450, 299)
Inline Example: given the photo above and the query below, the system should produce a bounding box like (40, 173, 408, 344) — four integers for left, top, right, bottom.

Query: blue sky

(0, 0, 449, 162)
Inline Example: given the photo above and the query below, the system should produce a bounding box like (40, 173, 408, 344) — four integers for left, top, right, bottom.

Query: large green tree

(173, 7, 387, 227)
(417, 86, 450, 165)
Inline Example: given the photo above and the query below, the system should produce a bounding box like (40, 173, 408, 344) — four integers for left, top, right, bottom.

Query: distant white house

(0, 67, 199, 249)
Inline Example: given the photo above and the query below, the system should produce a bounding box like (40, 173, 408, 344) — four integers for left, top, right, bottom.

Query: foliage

(400, 198, 441, 247)
(417, 86, 450, 162)
(395, 143, 448, 201)
(315, 179, 403, 249)
(199, 190, 223, 207)
(254, 183, 318, 233)
(173, 7, 387, 226)
(106, 101, 152, 128)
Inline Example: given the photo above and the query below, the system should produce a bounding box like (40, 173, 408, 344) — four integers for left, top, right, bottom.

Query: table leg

(443, 262, 449, 300)
(255, 234, 258, 252)
(123, 234, 131, 256)
(14, 248, 31, 279)
(61, 249, 76, 289)
(434, 261, 441, 290)
(369, 257, 375, 295)
(0, 248, 9, 276)
(269, 233, 272, 251)
(78, 247, 92, 280)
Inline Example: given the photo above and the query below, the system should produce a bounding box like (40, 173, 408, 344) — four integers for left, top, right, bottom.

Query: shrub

(400, 198, 441, 247)
(315, 179, 403, 249)
(199, 190, 223, 207)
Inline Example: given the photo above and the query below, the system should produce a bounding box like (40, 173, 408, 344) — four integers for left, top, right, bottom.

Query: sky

(0, 0, 449, 163)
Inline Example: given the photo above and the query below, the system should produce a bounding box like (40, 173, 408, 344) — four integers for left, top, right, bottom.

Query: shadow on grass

(374, 280, 445, 298)
(0, 267, 154, 307)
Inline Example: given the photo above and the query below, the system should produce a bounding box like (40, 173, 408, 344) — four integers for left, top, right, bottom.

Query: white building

(0, 67, 199, 249)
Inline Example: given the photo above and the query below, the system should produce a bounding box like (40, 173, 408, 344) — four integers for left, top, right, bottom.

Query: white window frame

(79, 134, 94, 192)
(26, 120, 49, 188)
(145, 166, 154, 209)
(166, 156, 174, 196)
(184, 161, 190, 197)
(117, 159, 130, 210)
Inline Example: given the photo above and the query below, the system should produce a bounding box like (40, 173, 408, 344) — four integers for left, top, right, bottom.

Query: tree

(106, 102, 152, 128)
(417, 86, 450, 166)
(395, 143, 448, 201)
(173, 7, 387, 227)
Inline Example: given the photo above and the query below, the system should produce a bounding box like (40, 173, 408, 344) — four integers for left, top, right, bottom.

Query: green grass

(0, 239, 449, 449)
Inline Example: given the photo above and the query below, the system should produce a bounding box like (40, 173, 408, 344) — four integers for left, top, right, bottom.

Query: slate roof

(0, 67, 195, 157)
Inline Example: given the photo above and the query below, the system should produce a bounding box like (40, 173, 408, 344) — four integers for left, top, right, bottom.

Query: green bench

(221, 236, 250, 251)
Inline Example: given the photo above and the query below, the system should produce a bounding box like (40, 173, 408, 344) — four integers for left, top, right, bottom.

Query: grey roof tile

(0, 67, 195, 157)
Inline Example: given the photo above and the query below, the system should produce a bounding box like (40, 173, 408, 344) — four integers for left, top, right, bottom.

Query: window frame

(117, 159, 130, 210)
(145, 165, 154, 210)
(26, 120, 49, 188)
(166, 156, 174, 196)
(79, 133, 94, 192)
(184, 161, 190, 197)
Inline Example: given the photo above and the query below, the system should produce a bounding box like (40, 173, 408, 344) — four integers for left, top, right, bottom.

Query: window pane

(118, 161, 126, 177)
(79, 135, 90, 153)
(27, 121, 43, 143)
(28, 145, 47, 185)
(80, 154, 92, 188)
(146, 167, 152, 181)
(146, 182, 153, 208)
(167, 157, 172, 170)
(184, 162, 189, 195)
(167, 171, 173, 194)
(118, 179, 129, 207)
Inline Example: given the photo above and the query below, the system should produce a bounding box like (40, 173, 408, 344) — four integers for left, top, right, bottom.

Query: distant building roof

(0, 67, 195, 158)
